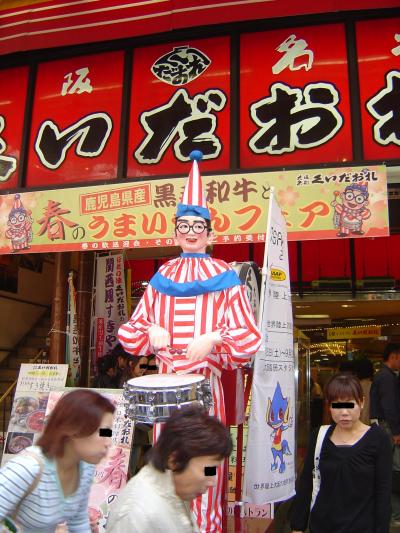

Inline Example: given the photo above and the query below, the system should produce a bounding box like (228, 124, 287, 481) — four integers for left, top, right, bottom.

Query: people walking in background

(370, 342, 400, 527)
(310, 377, 323, 429)
(0, 389, 115, 532)
(108, 343, 131, 387)
(93, 354, 118, 388)
(145, 354, 158, 375)
(355, 358, 374, 425)
(106, 404, 232, 533)
(291, 373, 392, 533)
(119, 355, 149, 386)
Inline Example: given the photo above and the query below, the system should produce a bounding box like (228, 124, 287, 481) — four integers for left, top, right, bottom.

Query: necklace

(333, 424, 366, 445)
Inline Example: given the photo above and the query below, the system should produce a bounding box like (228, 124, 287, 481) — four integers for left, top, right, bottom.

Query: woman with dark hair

(0, 389, 115, 532)
(107, 403, 233, 533)
(93, 354, 118, 388)
(291, 373, 392, 533)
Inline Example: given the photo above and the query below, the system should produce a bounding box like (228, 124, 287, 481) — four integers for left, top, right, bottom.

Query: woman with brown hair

(290, 373, 392, 533)
(0, 389, 115, 532)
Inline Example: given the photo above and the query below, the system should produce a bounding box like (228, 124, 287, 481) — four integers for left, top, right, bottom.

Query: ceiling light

(295, 314, 330, 319)
(342, 317, 375, 322)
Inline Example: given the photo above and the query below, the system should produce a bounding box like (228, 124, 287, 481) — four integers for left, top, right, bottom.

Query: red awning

(1, 0, 399, 56)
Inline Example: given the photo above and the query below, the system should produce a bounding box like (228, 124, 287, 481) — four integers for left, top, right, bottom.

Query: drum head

(127, 373, 204, 388)
(230, 261, 261, 321)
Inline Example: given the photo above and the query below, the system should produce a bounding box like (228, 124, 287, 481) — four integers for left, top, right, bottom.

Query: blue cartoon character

(5, 194, 33, 252)
(331, 183, 371, 237)
(266, 382, 292, 473)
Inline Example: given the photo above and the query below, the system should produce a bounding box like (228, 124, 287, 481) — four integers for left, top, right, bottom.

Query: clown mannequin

(118, 151, 261, 533)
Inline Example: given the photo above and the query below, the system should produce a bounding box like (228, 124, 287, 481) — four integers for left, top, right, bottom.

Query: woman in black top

(291, 373, 392, 533)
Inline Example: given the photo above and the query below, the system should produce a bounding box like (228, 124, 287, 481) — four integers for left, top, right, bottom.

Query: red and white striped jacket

(118, 255, 261, 375)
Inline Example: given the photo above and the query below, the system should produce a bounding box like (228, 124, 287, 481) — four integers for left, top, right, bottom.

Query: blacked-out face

(171, 455, 222, 501)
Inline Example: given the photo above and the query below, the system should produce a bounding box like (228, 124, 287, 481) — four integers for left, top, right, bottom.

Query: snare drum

(123, 373, 213, 424)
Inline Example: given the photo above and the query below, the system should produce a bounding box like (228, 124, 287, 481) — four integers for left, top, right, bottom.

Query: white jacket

(106, 463, 199, 533)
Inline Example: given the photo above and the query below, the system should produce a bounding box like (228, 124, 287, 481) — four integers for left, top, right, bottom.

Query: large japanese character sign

(0, 66, 29, 190)
(27, 51, 124, 187)
(240, 24, 353, 167)
(0, 117, 17, 182)
(357, 18, 400, 160)
(128, 37, 230, 177)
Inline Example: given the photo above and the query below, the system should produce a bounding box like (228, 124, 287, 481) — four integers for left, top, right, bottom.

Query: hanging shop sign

(327, 325, 382, 340)
(25, 51, 124, 188)
(1, 0, 399, 57)
(240, 23, 353, 168)
(356, 17, 400, 161)
(128, 36, 231, 178)
(0, 164, 388, 254)
(0, 66, 29, 190)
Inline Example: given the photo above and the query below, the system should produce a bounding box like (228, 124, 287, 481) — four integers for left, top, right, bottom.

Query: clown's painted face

(174, 216, 213, 254)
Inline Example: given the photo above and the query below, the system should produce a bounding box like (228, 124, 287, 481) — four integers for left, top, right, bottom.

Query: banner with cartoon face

(0, 164, 389, 254)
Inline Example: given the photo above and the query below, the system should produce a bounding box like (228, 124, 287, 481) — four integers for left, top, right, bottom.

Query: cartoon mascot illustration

(331, 183, 371, 237)
(266, 382, 292, 473)
(5, 194, 33, 252)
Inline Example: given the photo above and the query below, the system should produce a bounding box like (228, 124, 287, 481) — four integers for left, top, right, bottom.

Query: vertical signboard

(357, 18, 400, 161)
(94, 254, 128, 364)
(0, 66, 29, 190)
(128, 36, 231, 177)
(240, 24, 353, 168)
(26, 51, 124, 187)
(66, 271, 81, 386)
(244, 189, 295, 504)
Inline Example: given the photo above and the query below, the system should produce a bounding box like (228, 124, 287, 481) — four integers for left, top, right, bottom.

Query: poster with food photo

(1, 364, 68, 465)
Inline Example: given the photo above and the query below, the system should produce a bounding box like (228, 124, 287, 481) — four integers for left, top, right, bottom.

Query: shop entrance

(293, 296, 400, 463)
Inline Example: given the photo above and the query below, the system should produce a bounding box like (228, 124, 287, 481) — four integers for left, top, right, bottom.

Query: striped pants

(154, 363, 226, 533)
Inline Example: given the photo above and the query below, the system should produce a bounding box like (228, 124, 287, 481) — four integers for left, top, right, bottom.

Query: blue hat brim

(176, 203, 210, 220)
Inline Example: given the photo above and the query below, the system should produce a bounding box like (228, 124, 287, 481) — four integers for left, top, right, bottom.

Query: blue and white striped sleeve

(0, 455, 41, 520)
(67, 463, 95, 533)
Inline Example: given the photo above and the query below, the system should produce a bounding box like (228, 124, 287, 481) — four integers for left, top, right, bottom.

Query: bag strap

(12, 450, 45, 520)
(310, 425, 330, 510)
(313, 425, 330, 470)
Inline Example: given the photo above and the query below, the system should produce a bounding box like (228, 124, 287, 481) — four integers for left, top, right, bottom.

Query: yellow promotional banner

(327, 325, 382, 340)
(0, 165, 388, 254)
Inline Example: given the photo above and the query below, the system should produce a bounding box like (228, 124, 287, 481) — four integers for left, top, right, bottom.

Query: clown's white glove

(148, 325, 170, 350)
(186, 331, 222, 362)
